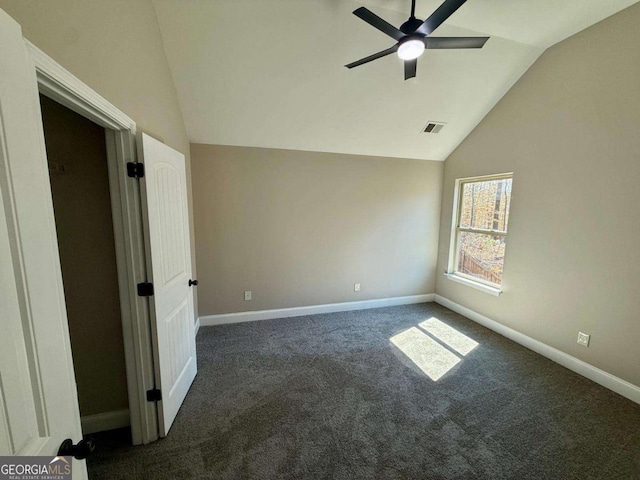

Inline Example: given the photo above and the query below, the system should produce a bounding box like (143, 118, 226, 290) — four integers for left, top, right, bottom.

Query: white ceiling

(152, 0, 638, 161)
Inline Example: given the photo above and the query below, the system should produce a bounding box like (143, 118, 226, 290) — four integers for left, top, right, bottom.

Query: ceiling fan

(345, 0, 489, 80)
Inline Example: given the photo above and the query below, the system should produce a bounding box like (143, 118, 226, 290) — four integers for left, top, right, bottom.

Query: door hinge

(137, 282, 154, 297)
(146, 388, 162, 402)
(127, 162, 145, 178)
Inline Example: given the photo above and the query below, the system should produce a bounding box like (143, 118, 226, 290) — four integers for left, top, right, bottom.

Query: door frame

(26, 41, 159, 445)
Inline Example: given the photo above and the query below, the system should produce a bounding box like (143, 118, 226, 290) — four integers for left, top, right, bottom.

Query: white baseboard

(199, 294, 435, 327)
(195, 317, 200, 336)
(435, 295, 640, 405)
(81, 409, 130, 435)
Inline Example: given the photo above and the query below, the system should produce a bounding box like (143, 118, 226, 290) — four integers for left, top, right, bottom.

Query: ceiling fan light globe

(397, 39, 425, 60)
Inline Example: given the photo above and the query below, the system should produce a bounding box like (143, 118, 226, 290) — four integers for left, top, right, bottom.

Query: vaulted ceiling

(152, 0, 638, 161)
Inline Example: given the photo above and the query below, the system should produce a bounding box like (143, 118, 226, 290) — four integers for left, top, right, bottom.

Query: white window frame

(446, 172, 513, 296)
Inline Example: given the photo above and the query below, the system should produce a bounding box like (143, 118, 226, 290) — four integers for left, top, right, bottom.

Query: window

(447, 173, 513, 294)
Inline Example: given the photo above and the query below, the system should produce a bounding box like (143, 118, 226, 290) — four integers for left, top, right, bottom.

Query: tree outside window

(450, 174, 513, 287)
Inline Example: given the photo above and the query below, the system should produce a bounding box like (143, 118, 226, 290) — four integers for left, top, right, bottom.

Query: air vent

(423, 121, 446, 134)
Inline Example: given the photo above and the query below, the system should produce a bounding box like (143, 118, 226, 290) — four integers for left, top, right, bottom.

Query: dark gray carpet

(86, 303, 640, 479)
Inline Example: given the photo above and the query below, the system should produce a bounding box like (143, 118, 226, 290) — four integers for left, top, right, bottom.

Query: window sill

(444, 273, 502, 297)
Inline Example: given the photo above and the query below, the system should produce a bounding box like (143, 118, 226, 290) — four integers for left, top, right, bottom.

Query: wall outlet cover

(354, 283, 361, 292)
(244, 290, 252, 301)
(577, 332, 590, 347)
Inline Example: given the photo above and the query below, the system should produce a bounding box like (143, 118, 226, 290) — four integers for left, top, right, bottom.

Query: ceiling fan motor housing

(400, 17, 424, 35)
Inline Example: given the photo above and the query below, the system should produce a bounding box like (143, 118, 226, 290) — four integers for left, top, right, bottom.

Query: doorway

(34, 62, 198, 447)
(40, 95, 131, 437)
(0, 21, 195, 469)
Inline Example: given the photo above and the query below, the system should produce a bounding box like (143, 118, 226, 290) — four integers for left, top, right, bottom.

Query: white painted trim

(200, 294, 435, 327)
(444, 273, 502, 296)
(26, 41, 158, 445)
(195, 318, 201, 336)
(435, 295, 640, 405)
(447, 172, 513, 282)
(81, 409, 130, 435)
(27, 41, 136, 132)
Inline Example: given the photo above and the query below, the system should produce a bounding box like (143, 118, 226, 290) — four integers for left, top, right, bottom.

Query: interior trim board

(81, 409, 130, 435)
(199, 294, 436, 327)
(435, 295, 640, 405)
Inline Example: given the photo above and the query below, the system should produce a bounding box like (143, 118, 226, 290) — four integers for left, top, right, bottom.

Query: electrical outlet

(354, 283, 361, 292)
(577, 332, 590, 347)
(244, 290, 252, 301)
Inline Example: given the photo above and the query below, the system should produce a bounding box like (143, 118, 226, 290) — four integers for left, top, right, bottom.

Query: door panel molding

(138, 133, 197, 437)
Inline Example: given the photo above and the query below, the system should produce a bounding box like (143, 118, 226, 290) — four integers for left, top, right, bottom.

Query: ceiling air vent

(423, 121, 446, 134)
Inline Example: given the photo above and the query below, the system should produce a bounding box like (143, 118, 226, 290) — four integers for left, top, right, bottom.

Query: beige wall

(42, 95, 128, 417)
(435, 3, 640, 387)
(0, 0, 198, 314)
(192, 144, 443, 315)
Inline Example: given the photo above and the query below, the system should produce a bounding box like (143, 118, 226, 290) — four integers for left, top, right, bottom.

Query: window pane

(457, 231, 506, 285)
(459, 178, 512, 231)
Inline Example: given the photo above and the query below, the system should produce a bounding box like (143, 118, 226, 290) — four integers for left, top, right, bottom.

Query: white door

(137, 133, 197, 436)
(0, 8, 87, 479)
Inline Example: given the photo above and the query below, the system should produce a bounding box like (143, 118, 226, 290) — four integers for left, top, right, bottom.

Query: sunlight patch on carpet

(418, 317, 479, 356)
(390, 327, 461, 381)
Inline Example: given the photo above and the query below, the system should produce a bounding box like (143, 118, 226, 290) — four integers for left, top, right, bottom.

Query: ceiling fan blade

(353, 7, 404, 41)
(425, 36, 489, 49)
(404, 59, 417, 80)
(415, 0, 467, 36)
(345, 45, 399, 69)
